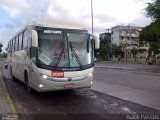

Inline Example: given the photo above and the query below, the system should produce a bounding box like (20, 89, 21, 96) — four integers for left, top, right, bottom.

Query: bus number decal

(51, 71, 64, 78)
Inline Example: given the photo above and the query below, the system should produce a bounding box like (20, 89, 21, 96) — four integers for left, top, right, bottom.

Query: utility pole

(41, 9, 44, 21)
(91, 0, 94, 34)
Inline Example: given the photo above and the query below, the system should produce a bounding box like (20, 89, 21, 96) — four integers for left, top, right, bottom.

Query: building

(111, 25, 142, 46)
(111, 25, 149, 59)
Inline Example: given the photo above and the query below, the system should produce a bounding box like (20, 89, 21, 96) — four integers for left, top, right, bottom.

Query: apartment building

(111, 25, 149, 58)
(111, 25, 141, 46)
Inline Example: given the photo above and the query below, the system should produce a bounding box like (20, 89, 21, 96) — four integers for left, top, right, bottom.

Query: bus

(7, 20, 99, 93)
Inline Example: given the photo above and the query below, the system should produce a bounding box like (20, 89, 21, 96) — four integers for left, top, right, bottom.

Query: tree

(0, 43, 3, 54)
(111, 44, 123, 61)
(149, 42, 160, 54)
(131, 47, 138, 62)
(139, 20, 160, 43)
(1, 52, 7, 59)
(145, 0, 160, 20)
(99, 34, 111, 60)
(99, 46, 108, 60)
(139, 0, 160, 55)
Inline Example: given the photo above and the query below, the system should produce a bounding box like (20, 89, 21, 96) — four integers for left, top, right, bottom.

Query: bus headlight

(42, 75, 48, 79)
(39, 84, 44, 88)
(91, 81, 93, 85)
(87, 73, 93, 77)
(37, 73, 49, 80)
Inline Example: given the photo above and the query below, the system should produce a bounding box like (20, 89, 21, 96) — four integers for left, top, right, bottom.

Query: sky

(0, 0, 152, 51)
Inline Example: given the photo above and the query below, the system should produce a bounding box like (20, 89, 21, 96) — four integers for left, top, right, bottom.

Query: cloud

(4, 23, 15, 29)
(0, 28, 15, 50)
(130, 15, 151, 27)
(0, 0, 152, 51)
(0, 0, 148, 29)
(0, 0, 28, 17)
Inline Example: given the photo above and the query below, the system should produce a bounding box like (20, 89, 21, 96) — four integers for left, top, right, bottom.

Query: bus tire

(10, 67, 15, 81)
(25, 72, 34, 94)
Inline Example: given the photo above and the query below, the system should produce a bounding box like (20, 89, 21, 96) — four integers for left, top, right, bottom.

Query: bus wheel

(25, 74, 33, 94)
(10, 67, 15, 81)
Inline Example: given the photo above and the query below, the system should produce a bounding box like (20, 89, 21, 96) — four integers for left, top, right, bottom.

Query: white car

(94, 57, 97, 62)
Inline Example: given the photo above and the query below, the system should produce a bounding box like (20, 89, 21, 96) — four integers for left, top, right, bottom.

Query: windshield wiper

(70, 42, 83, 69)
(55, 48, 64, 70)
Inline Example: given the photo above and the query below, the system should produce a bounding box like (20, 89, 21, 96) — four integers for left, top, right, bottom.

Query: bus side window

(17, 36, 19, 51)
(19, 34, 23, 50)
(23, 30, 28, 49)
(15, 36, 19, 51)
(8, 42, 10, 52)
(10, 40, 12, 52)
(13, 39, 15, 52)
(21, 32, 24, 49)
(9, 41, 11, 52)
(14, 38, 16, 51)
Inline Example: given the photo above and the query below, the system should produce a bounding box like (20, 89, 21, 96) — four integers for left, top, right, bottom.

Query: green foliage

(140, 0, 160, 55)
(99, 34, 111, 60)
(111, 44, 123, 57)
(1, 52, 7, 59)
(131, 47, 138, 56)
(99, 47, 108, 60)
(0, 43, 3, 54)
(139, 20, 160, 43)
(131, 47, 138, 61)
(149, 42, 160, 54)
(145, 0, 160, 20)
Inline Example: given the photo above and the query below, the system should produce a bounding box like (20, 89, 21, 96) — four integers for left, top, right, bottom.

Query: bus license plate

(64, 83, 74, 88)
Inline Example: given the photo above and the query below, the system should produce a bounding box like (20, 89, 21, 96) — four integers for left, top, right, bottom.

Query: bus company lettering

(51, 71, 64, 78)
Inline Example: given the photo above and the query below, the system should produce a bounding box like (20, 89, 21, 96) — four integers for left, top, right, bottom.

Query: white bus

(7, 20, 99, 93)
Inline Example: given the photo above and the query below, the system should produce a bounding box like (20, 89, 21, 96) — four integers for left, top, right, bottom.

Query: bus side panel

(11, 50, 30, 83)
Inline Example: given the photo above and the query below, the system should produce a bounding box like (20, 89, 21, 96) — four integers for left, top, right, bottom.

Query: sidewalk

(0, 65, 18, 119)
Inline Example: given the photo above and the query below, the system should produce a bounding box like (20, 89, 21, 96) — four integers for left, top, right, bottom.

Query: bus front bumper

(34, 75, 93, 92)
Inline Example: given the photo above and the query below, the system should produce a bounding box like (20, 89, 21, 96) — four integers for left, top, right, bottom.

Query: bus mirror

(31, 30, 38, 47)
(93, 34, 100, 49)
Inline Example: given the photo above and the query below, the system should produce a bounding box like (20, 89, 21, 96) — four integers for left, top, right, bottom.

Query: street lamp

(91, 0, 94, 34)
(41, 9, 45, 21)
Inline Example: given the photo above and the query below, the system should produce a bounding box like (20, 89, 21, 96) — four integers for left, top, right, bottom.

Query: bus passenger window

(13, 39, 15, 52)
(19, 34, 23, 50)
(15, 37, 19, 51)
(23, 30, 28, 49)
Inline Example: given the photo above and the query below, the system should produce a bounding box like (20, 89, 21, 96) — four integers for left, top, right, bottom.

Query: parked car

(94, 57, 97, 62)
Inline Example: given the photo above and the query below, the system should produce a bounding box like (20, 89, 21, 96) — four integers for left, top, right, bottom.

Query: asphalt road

(0, 61, 160, 120)
(93, 62, 160, 110)
(95, 63, 160, 92)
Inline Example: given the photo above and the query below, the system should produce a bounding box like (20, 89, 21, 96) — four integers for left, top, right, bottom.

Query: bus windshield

(37, 27, 93, 70)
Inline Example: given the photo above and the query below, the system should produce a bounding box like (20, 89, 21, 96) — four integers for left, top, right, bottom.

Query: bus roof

(28, 20, 87, 30)
(9, 20, 88, 41)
